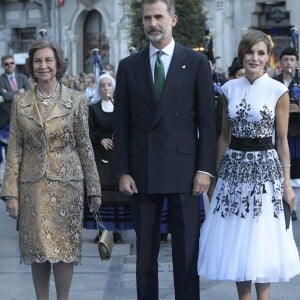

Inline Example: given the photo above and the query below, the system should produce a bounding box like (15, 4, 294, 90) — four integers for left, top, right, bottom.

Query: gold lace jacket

(1, 84, 101, 199)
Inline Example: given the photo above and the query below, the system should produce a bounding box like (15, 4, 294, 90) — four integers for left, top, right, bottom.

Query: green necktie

(154, 51, 165, 101)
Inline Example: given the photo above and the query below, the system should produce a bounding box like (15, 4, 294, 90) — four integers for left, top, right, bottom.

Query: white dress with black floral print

(198, 73, 300, 282)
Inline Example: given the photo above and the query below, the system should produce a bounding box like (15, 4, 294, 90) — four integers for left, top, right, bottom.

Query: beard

(144, 24, 172, 44)
(145, 31, 164, 43)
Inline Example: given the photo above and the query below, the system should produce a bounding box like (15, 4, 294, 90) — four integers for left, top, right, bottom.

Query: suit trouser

(132, 193, 200, 300)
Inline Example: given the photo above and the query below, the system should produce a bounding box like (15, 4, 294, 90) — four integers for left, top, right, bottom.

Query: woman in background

(83, 73, 133, 243)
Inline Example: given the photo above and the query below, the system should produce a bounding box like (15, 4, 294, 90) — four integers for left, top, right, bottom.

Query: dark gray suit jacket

(114, 43, 217, 194)
(0, 72, 31, 128)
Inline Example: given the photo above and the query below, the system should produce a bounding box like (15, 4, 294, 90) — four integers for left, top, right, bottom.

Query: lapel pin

(181, 65, 186, 69)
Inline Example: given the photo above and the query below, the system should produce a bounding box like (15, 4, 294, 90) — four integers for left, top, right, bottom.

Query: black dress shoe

(160, 233, 168, 243)
(113, 231, 122, 243)
(292, 210, 298, 221)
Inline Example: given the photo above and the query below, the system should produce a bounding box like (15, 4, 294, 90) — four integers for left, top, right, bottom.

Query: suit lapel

(0, 74, 12, 92)
(15, 73, 22, 89)
(135, 48, 156, 110)
(19, 88, 42, 127)
(45, 84, 73, 122)
(19, 84, 73, 126)
(152, 44, 189, 127)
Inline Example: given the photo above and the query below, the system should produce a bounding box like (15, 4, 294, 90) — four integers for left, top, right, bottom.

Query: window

(14, 27, 36, 53)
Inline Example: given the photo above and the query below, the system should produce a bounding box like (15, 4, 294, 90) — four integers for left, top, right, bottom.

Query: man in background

(0, 54, 31, 156)
(274, 47, 300, 221)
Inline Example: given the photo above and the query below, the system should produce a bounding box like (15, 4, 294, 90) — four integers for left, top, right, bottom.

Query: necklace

(37, 82, 59, 105)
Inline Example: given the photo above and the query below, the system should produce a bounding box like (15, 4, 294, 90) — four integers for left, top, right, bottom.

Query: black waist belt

(229, 136, 274, 151)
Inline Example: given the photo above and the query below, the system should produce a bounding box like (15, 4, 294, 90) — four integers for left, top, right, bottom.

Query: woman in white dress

(198, 29, 300, 300)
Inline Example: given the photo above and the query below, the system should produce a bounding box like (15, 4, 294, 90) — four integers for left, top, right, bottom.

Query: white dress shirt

(149, 39, 175, 82)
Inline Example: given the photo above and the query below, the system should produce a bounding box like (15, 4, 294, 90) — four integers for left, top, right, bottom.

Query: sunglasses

(4, 62, 15, 66)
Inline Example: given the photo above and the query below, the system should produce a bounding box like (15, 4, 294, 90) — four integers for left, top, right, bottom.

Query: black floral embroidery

(213, 97, 283, 219)
(230, 97, 275, 138)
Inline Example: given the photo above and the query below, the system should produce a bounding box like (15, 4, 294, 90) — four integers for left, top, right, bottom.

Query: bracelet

(281, 161, 291, 167)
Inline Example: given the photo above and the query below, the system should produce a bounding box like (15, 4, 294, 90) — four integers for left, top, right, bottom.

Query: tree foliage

(122, 0, 207, 50)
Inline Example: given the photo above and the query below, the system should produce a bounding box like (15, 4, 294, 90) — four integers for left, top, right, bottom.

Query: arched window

(83, 10, 109, 74)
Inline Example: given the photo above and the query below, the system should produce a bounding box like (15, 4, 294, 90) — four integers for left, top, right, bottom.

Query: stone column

(214, 1, 225, 70)
(222, 0, 234, 72)
(70, 34, 80, 75)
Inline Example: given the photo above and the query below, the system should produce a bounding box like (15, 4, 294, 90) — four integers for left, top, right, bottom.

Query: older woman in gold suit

(1, 39, 101, 300)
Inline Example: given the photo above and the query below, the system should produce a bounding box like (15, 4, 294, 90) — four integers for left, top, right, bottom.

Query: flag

(267, 35, 276, 69)
(269, 52, 276, 69)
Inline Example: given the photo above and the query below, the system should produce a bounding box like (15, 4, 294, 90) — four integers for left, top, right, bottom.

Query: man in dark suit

(0, 54, 31, 159)
(113, 1, 217, 299)
(273, 47, 300, 222)
(0, 54, 32, 129)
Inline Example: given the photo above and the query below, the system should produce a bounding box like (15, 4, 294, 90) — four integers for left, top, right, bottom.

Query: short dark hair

(1, 54, 14, 64)
(228, 57, 243, 78)
(280, 47, 299, 60)
(26, 39, 67, 83)
(142, 0, 176, 15)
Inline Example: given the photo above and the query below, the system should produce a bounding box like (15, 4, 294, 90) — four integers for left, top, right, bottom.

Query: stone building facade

(0, 0, 299, 77)
(0, 0, 130, 76)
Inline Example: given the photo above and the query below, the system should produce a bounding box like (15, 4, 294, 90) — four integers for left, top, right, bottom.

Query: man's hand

(192, 172, 211, 196)
(101, 138, 114, 150)
(119, 174, 138, 196)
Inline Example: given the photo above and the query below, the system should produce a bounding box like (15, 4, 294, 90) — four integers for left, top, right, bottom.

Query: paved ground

(0, 158, 300, 299)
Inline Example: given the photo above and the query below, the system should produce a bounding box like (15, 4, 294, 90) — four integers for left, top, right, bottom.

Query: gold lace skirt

(18, 177, 84, 265)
